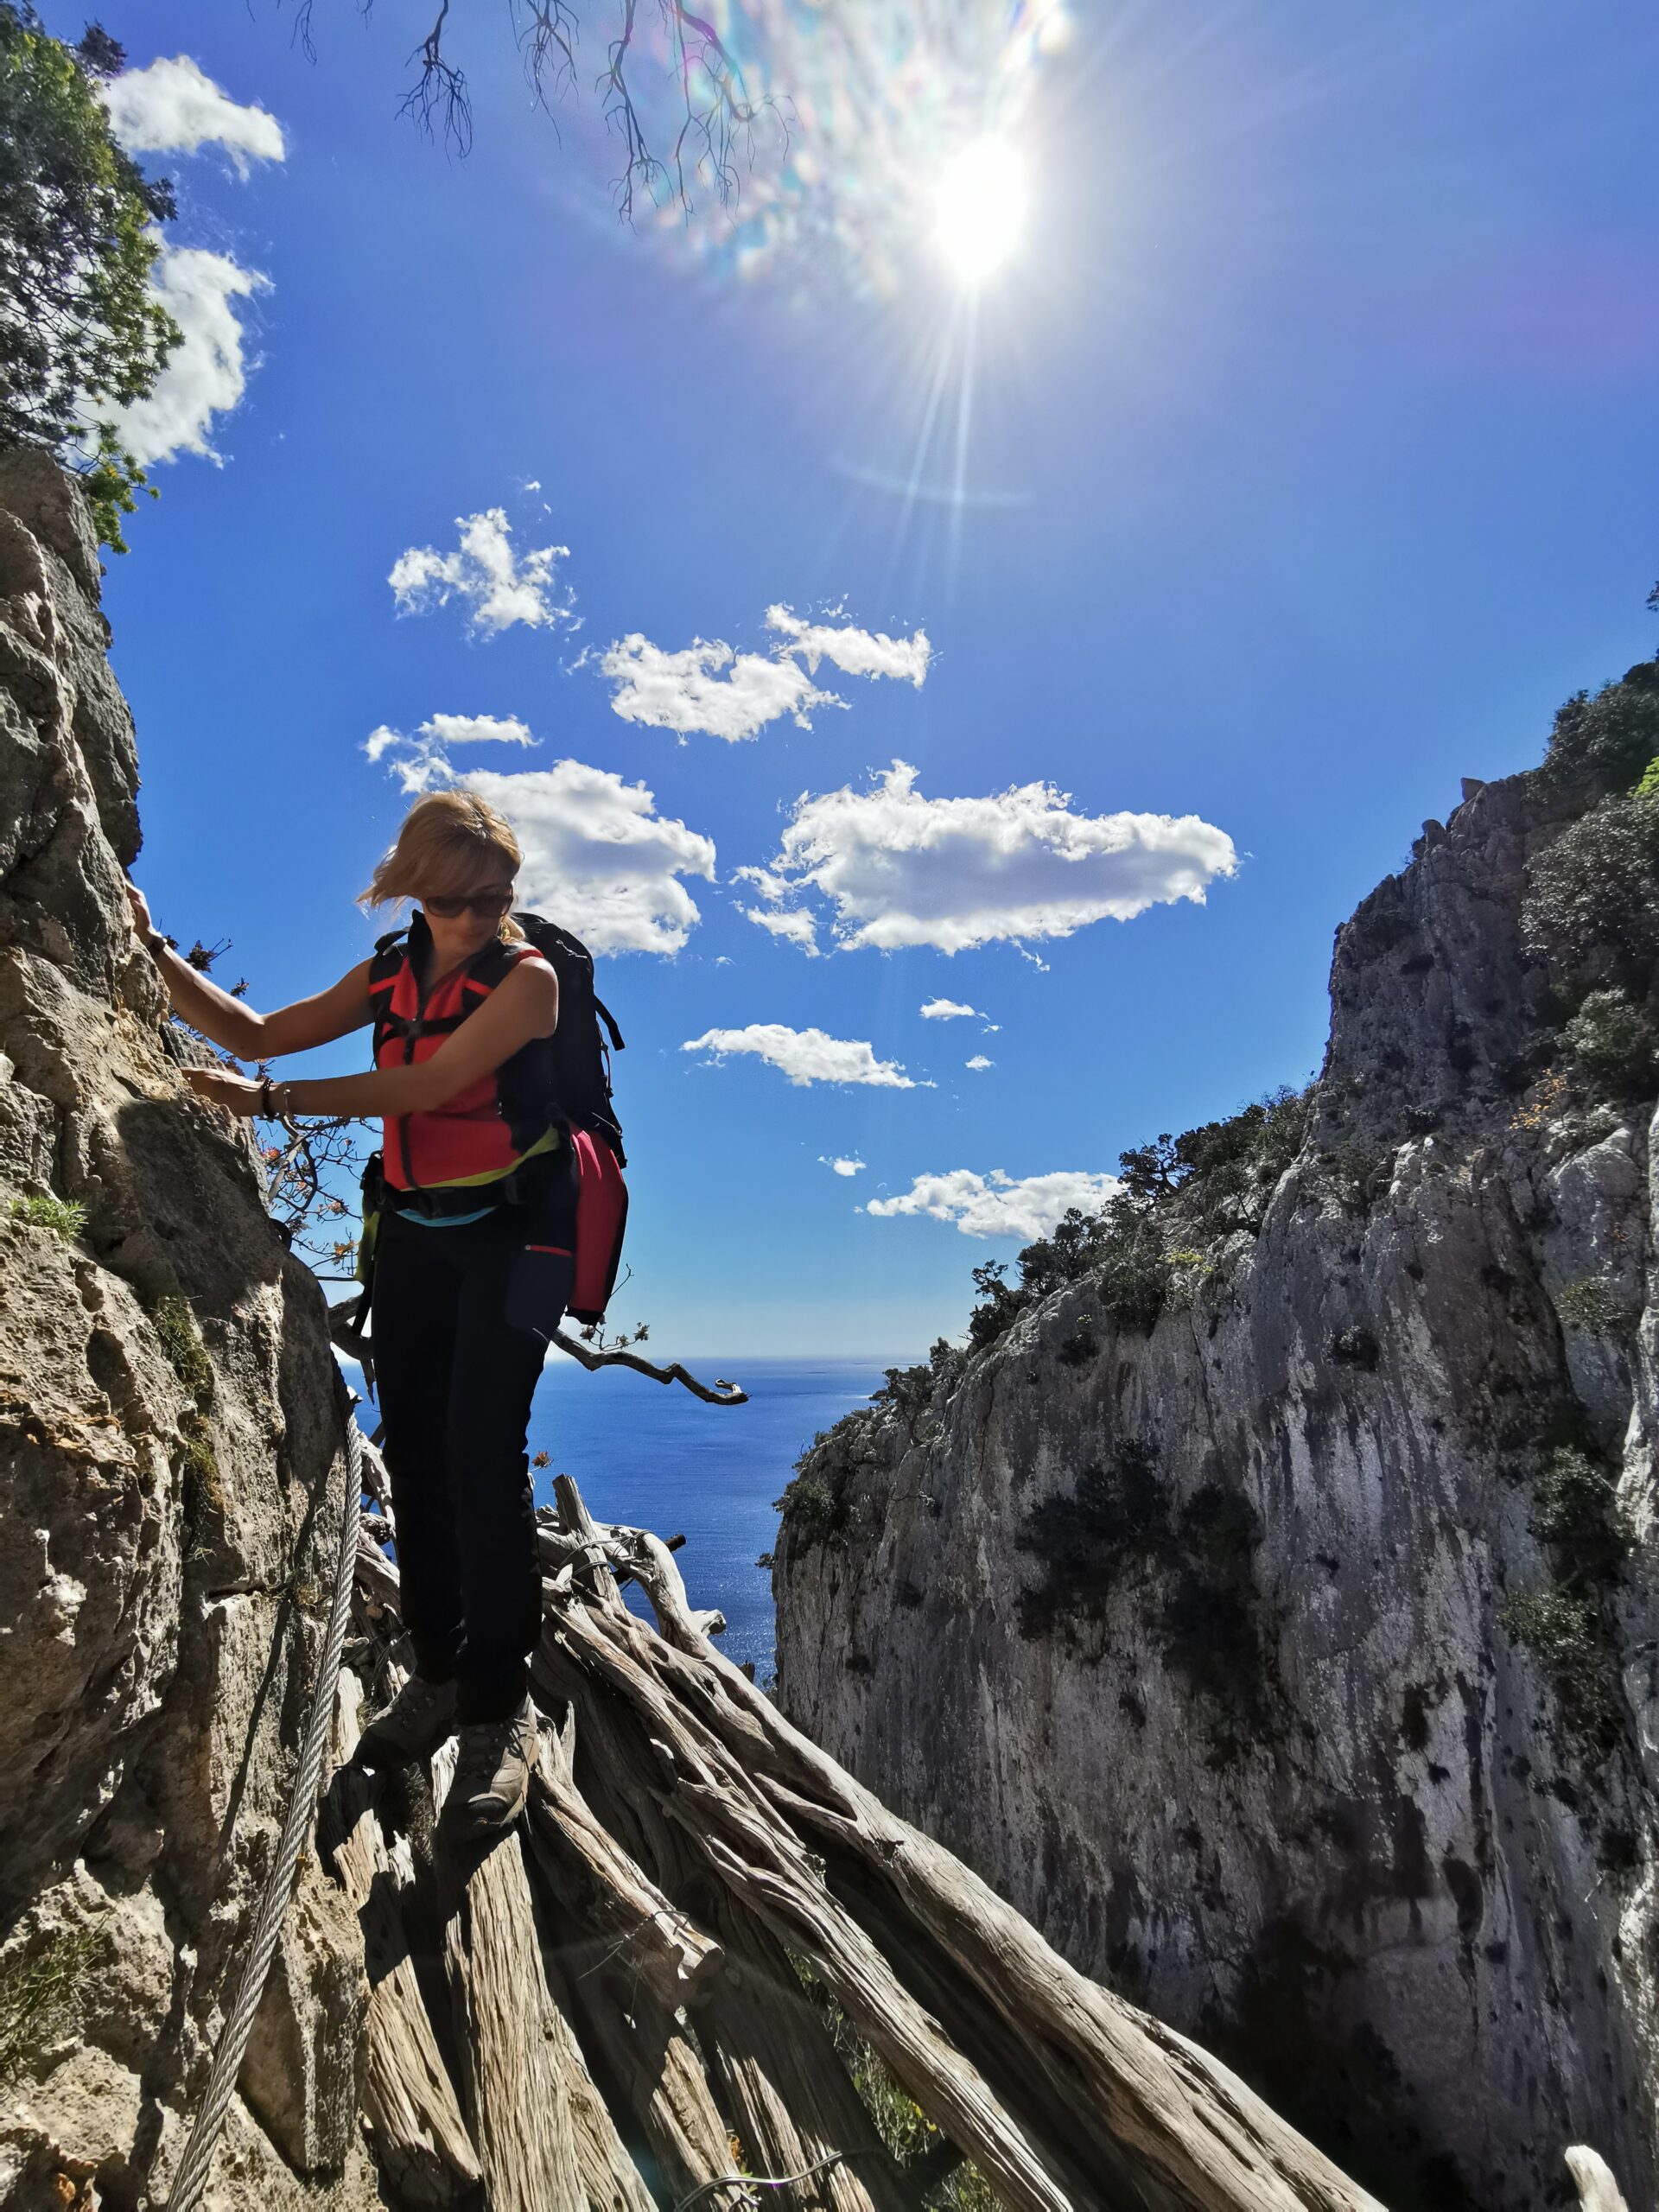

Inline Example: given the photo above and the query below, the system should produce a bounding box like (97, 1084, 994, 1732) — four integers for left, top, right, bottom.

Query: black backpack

(369, 908, 626, 1164)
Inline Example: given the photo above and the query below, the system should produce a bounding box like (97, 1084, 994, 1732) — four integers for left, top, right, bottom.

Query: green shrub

(1521, 791, 1659, 989)
(1554, 1276, 1628, 1335)
(0, 1925, 101, 2086)
(8, 1192, 86, 1240)
(1539, 664, 1659, 793)
(1498, 1587, 1621, 1750)
(775, 1468, 840, 1543)
(150, 1294, 215, 1406)
(1529, 1446, 1630, 1580)
(1563, 989, 1659, 1098)
(1637, 754, 1659, 800)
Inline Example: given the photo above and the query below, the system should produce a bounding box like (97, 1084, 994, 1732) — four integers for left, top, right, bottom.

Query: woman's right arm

(128, 883, 375, 1060)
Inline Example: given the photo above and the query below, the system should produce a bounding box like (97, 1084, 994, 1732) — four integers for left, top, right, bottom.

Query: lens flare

(933, 138, 1029, 284)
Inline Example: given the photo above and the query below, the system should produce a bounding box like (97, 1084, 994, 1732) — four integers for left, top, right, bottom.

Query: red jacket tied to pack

(365, 910, 628, 1325)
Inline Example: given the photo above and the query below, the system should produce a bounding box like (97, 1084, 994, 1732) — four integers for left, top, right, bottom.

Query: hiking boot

(356, 1672, 459, 1770)
(442, 1696, 537, 1840)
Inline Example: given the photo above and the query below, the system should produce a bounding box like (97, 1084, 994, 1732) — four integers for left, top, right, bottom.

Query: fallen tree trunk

(432, 1742, 585, 2212)
(322, 1677, 482, 2210)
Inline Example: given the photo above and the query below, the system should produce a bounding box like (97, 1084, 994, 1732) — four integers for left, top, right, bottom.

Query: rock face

(774, 693, 1659, 2209)
(0, 452, 374, 2211)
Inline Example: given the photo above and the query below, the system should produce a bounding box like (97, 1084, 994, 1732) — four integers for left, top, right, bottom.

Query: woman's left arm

(187, 957, 559, 1121)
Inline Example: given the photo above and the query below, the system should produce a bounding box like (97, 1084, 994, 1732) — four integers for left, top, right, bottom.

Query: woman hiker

(126, 790, 574, 1841)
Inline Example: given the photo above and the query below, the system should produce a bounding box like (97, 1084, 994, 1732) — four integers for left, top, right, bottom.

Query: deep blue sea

(524, 1356, 898, 1678)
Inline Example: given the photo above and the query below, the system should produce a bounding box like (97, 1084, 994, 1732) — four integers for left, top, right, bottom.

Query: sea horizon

(527, 1352, 912, 1680)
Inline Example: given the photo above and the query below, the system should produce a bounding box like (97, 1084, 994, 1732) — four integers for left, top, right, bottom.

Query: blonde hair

(359, 790, 526, 941)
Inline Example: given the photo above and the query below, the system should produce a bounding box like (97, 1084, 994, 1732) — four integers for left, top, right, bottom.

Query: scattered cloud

(743, 760, 1238, 954)
(107, 245, 269, 465)
(682, 1025, 921, 1088)
(821, 1155, 868, 1178)
(920, 997, 980, 1020)
(745, 906, 820, 955)
(601, 636, 840, 742)
(365, 721, 715, 955)
(102, 55, 285, 172)
(865, 1168, 1122, 1241)
(390, 510, 575, 638)
(965, 1054, 994, 1071)
(595, 607, 929, 741)
(764, 605, 931, 684)
(365, 713, 535, 788)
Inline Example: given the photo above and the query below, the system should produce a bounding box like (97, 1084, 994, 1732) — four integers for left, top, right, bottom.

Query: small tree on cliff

(0, 5, 180, 548)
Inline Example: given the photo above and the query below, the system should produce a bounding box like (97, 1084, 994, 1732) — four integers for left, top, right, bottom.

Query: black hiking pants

(372, 1173, 575, 1723)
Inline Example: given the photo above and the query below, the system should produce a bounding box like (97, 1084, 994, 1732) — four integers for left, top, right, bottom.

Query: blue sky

(60, 0, 1659, 1355)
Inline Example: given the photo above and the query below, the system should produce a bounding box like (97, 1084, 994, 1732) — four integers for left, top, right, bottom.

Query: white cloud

(764, 605, 931, 685)
(365, 714, 534, 788)
(965, 1055, 994, 1071)
(682, 1025, 920, 1088)
(920, 997, 980, 1020)
(745, 760, 1239, 954)
(391, 510, 574, 638)
(106, 244, 268, 465)
(821, 1155, 868, 1178)
(598, 634, 841, 743)
(102, 55, 285, 173)
(744, 906, 820, 955)
(365, 721, 715, 955)
(595, 608, 930, 741)
(865, 1168, 1122, 1242)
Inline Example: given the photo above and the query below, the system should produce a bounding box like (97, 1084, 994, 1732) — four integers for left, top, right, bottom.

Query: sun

(932, 138, 1029, 286)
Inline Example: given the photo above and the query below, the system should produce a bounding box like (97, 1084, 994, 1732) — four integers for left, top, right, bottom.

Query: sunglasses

(422, 888, 516, 920)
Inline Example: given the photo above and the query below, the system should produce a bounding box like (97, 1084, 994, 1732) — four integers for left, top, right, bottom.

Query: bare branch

(550, 1325, 747, 1404)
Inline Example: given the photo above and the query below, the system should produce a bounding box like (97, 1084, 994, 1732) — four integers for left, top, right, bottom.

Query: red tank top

(371, 941, 555, 1190)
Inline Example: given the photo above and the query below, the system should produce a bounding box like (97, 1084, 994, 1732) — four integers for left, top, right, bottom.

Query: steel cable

(162, 1388, 364, 2212)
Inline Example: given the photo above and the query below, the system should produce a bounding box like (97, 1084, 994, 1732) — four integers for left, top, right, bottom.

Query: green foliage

(8, 1191, 86, 1239)
(1637, 755, 1659, 801)
(1563, 989, 1659, 1100)
(150, 1294, 215, 1406)
(1528, 1446, 1631, 1582)
(1539, 664, 1659, 795)
(78, 419, 156, 554)
(0, 6, 179, 540)
(1554, 1275, 1628, 1335)
(0, 1924, 100, 2086)
(776, 1467, 838, 1541)
(1521, 790, 1659, 992)
(1497, 1586, 1621, 1751)
(963, 1085, 1316, 1356)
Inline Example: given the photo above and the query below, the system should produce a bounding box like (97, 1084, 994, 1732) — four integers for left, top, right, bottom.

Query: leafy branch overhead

(286, 0, 790, 220)
(0, 7, 178, 545)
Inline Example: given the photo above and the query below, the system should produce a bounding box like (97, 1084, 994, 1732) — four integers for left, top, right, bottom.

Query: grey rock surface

(0, 451, 376, 2212)
(774, 702, 1659, 2209)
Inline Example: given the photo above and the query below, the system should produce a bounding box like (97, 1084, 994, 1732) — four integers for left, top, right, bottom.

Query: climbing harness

(160, 1384, 365, 2212)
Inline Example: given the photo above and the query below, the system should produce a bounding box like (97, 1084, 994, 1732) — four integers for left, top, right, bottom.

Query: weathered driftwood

(341, 1458, 1390, 2212)
(689, 1873, 918, 2212)
(593, 1599, 1389, 2212)
(527, 1727, 723, 2009)
(431, 1741, 585, 2212)
(551, 1603, 1081, 2212)
(323, 1676, 482, 2209)
(547, 1931, 735, 2203)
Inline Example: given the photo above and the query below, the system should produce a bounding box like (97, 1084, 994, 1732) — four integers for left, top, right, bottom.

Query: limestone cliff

(0, 452, 374, 2211)
(773, 670, 1659, 2210)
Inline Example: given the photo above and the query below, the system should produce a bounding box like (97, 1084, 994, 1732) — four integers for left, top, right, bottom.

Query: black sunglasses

(422, 888, 516, 919)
